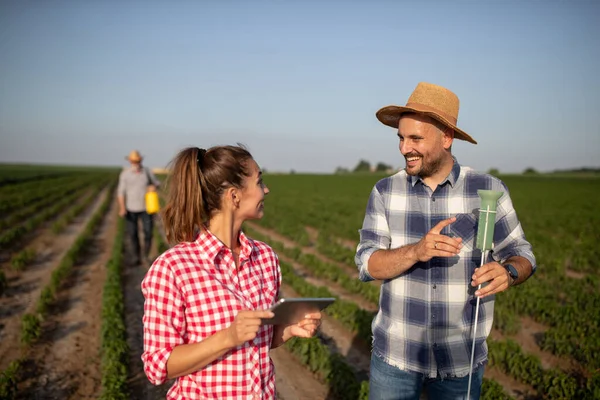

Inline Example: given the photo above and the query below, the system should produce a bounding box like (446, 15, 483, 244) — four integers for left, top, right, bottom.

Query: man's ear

(443, 127, 455, 150)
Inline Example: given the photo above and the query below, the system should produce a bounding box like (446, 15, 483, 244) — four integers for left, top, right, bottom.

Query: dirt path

(123, 214, 172, 399)
(0, 188, 109, 372)
(485, 365, 538, 399)
(16, 189, 115, 399)
(271, 345, 331, 400)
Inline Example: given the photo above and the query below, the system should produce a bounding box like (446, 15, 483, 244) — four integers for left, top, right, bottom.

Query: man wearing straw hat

(355, 82, 536, 399)
(118, 150, 161, 266)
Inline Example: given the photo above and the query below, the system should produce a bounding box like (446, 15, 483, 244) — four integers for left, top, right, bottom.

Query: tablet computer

(260, 297, 336, 326)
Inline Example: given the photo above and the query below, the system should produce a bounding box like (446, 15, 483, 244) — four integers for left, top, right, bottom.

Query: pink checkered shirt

(141, 228, 281, 399)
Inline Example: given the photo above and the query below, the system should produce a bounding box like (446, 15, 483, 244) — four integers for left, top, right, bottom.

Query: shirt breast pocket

(261, 280, 278, 308)
(449, 212, 478, 252)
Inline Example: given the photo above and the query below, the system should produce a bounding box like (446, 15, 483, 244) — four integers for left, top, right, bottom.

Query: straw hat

(125, 150, 143, 162)
(376, 82, 477, 144)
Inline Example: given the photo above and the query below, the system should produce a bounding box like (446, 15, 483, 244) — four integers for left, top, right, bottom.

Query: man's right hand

(118, 209, 127, 218)
(226, 310, 274, 348)
(413, 217, 463, 262)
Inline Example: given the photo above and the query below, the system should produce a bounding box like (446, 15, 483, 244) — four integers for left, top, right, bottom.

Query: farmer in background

(117, 149, 160, 266)
(355, 82, 536, 399)
(141, 145, 321, 399)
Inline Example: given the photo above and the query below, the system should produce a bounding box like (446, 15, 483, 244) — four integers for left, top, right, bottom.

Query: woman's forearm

(166, 329, 234, 379)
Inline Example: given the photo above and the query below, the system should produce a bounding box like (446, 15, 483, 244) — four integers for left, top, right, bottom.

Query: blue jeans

(369, 354, 485, 400)
(125, 211, 153, 263)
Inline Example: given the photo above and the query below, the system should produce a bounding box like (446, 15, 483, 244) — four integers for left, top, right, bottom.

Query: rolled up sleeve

(492, 187, 537, 272)
(141, 257, 186, 385)
(117, 171, 126, 198)
(355, 186, 391, 282)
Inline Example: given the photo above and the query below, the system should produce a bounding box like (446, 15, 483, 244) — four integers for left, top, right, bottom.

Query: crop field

(0, 164, 598, 399)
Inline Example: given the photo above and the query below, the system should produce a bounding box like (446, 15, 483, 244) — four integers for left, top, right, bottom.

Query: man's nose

(400, 140, 411, 155)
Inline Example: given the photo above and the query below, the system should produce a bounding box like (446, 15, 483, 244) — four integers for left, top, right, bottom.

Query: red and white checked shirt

(141, 228, 281, 399)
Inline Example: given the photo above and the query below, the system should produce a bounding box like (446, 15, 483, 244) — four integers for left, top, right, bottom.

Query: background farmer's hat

(125, 150, 143, 162)
(375, 82, 477, 144)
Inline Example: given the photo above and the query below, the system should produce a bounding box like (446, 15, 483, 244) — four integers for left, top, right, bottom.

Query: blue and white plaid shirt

(355, 159, 536, 378)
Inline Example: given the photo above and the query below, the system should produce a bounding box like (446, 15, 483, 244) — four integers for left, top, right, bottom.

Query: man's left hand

(471, 262, 511, 298)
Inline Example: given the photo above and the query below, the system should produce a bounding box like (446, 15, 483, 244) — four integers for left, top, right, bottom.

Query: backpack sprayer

(466, 189, 503, 399)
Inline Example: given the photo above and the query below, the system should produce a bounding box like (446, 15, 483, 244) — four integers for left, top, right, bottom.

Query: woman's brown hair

(161, 145, 253, 244)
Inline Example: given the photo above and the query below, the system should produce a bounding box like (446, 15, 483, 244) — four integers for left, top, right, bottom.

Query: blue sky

(1, 0, 598, 173)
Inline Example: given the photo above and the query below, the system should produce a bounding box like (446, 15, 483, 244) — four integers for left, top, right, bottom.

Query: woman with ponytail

(141, 145, 321, 399)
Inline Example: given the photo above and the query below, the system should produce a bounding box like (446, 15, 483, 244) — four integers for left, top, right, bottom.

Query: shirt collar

(195, 227, 257, 262)
(408, 157, 461, 188)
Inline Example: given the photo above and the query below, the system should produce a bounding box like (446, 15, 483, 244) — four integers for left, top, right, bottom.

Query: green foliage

(99, 218, 130, 399)
(285, 337, 366, 399)
(481, 378, 512, 399)
(10, 248, 36, 271)
(488, 338, 598, 399)
(0, 360, 22, 400)
(353, 159, 371, 172)
(0, 173, 115, 247)
(20, 313, 42, 346)
(375, 162, 392, 172)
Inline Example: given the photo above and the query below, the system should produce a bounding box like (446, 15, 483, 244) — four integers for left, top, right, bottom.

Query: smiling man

(355, 82, 536, 399)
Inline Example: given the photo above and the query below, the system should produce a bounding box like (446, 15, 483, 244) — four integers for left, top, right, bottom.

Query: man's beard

(404, 152, 443, 178)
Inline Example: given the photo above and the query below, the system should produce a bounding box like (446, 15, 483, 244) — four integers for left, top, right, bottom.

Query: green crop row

(51, 180, 107, 234)
(0, 178, 109, 249)
(0, 181, 116, 399)
(246, 225, 380, 307)
(488, 339, 600, 399)
(0, 176, 95, 231)
(10, 249, 36, 271)
(99, 217, 129, 399)
(0, 172, 109, 215)
(284, 336, 370, 400)
(34, 180, 117, 337)
(499, 274, 600, 370)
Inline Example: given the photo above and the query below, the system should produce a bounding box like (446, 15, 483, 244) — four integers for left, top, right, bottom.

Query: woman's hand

(226, 310, 274, 347)
(284, 312, 322, 339)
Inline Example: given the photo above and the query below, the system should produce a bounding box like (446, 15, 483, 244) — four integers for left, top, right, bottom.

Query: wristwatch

(504, 264, 518, 286)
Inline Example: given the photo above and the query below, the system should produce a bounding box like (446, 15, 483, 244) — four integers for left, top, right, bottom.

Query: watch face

(506, 264, 518, 279)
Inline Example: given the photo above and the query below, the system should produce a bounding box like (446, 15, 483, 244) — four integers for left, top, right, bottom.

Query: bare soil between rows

(16, 190, 114, 399)
(0, 188, 109, 373)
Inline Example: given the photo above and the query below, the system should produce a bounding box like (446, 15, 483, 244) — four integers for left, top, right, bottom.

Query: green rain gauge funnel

(475, 190, 503, 251)
(467, 189, 503, 400)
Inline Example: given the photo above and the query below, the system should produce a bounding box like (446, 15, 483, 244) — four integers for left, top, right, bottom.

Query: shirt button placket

(250, 345, 261, 396)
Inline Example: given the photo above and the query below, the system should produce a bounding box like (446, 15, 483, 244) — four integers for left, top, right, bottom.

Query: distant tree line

(335, 159, 396, 174)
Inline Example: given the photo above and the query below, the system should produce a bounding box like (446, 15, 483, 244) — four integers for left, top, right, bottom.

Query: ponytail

(162, 147, 206, 243)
